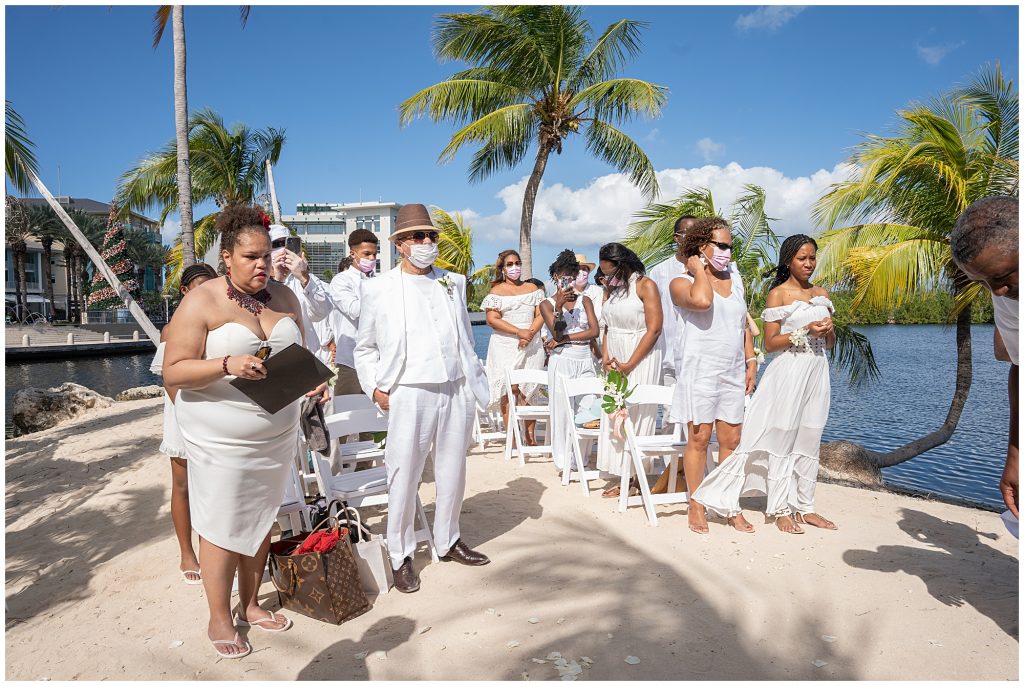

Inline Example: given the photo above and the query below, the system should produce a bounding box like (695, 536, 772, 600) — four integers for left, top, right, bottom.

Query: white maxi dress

(545, 295, 598, 472)
(174, 317, 304, 557)
(669, 269, 748, 427)
(482, 289, 547, 410)
(150, 341, 186, 459)
(693, 297, 834, 517)
(596, 274, 663, 476)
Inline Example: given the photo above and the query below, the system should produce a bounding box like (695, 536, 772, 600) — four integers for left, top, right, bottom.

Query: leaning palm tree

(431, 207, 493, 298)
(152, 5, 252, 267)
(813, 63, 1018, 467)
(5, 101, 38, 194)
(400, 5, 667, 277)
(24, 204, 63, 318)
(115, 107, 285, 288)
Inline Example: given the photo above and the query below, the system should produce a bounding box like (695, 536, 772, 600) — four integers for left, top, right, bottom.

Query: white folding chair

(559, 376, 603, 495)
(277, 459, 315, 535)
(503, 368, 552, 466)
(328, 394, 385, 473)
(474, 406, 507, 451)
(316, 408, 438, 561)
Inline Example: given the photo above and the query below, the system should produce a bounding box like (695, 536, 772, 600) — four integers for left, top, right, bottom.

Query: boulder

(115, 385, 163, 401)
(819, 440, 884, 488)
(11, 383, 114, 437)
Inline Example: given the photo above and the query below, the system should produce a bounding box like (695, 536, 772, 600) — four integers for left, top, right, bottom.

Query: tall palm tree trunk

(875, 279, 973, 467)
(14, 246, 28, 321)
(76, 254, 89, 320)
(40, 237, 55, 318)
(519, 142, 553, 279)
(172, 6, 196, 267)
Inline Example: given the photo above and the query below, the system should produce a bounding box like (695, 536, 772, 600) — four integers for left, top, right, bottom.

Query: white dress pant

(385, 378, 474, 569)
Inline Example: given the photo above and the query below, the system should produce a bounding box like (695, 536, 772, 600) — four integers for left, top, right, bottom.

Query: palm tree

(431, 206, 493, 301)
(813, 64, 1018, 466)
(5, 196, 31, 321)
(24, 204, 63, 318)
(400, 5, 667, 277)
(625, 184, 881, 385)
(61, 209, 106, 321)
(5, 101, 38, 194)
(115, 107, 285, 288)
(152, 6, 252, 267)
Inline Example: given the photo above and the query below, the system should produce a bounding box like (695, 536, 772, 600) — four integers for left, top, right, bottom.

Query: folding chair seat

(328, 394, 385, 472)
(503, 368, 552, 466)
(277, 457, 315, 535)
(474, 406, 507, 452)
(558, 376, 603, 494)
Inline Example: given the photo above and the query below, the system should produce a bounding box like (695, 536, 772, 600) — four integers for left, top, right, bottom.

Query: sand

(4, 397, 1019, 680)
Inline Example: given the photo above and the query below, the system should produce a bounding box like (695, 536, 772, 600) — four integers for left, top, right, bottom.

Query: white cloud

(735, 6, 806, 32)
(695, 137, 725, 162)
(160, 217, 180, 247)
(459, 161, 856, 252)
(916, 40, 965, 66)
(643, 128, 661, 143)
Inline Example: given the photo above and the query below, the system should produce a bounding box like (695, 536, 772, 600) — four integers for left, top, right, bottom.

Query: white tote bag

(343, 506, 393, 595)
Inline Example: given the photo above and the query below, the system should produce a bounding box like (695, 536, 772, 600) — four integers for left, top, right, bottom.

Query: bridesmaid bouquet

(788, 327, 810, 349)
(602, 370, 635, 440)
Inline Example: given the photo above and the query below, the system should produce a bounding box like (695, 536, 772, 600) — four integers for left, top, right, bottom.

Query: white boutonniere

(437, 274, 455, 299)
(788, 327, 809, 350)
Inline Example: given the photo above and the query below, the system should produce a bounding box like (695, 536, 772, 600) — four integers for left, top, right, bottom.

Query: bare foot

(796, 512, 838, 530)
(688, 502, 709, 534)
(650, 467, 686, 495)
(727, 513, 754, 533)
(775, 514, 804, 534)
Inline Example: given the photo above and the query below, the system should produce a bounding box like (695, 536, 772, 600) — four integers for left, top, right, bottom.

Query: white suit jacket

(354, 267, 489, 410)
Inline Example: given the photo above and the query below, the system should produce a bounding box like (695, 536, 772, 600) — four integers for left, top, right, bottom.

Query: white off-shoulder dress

(482, 288, 547, 410)
(693, 296, 834, 517)
(174, 317, 303, 556)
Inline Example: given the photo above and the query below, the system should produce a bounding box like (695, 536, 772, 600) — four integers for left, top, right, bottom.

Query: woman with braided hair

(692, 234, 838, 535)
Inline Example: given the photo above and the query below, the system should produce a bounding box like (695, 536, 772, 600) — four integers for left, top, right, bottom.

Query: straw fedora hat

(388, 203, 436, 241)
(574, 253, 596, 271)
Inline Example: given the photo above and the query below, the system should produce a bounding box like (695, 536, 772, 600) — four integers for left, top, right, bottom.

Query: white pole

(26, 169, 161, 346)
(266, 160, 282, 224)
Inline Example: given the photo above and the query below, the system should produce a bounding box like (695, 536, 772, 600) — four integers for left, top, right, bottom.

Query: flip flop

(235, 610, 292, 633)
(181, 569, 203, 585)
(211, 632, 251, 659)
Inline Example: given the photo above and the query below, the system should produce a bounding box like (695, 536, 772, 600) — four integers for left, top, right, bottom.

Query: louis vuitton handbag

(268, 503, 370, 625)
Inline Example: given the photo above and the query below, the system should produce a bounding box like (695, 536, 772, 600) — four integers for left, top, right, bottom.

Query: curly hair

(548, 249, 580, 278)
(598, 242, 646, 292)
(216, 204, 269, 254)
(764, 234, 818, 290)
(678, 216, 730, 258)
(491, 249, 521, 286)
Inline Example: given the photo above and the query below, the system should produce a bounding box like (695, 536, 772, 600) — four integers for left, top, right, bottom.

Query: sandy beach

(4, 396, 1018, 680)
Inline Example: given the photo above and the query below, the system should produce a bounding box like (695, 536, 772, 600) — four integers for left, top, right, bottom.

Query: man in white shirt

(354, 204, 491, 592)
(647, 215, 698, 385)
(329, 228, 380, 398)
(951, 195, 1018, 522)
(268, 225, 333, 364)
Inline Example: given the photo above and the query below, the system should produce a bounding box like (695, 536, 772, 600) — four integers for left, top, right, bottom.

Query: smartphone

(285, 236, 302, 255)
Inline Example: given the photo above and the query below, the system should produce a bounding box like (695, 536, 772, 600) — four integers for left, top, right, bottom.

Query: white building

(280, 201, 403, 279)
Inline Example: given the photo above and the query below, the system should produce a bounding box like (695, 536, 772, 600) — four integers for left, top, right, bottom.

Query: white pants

(547, 345, 597, 472)
(384, 378, 474, 569)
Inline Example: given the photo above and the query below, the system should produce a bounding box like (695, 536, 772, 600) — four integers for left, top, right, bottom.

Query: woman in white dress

(152, 262, 217, 586)
(595, 243, 663, 497)
(669, 218, 756, 534)
(539, 250, 600, 472)
(693, 235, 837, 534)
(482, 250, 546, 443)
(164, 205, 327, 659)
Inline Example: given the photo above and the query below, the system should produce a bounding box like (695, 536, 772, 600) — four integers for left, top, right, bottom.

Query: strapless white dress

(175, 317, 303, 556)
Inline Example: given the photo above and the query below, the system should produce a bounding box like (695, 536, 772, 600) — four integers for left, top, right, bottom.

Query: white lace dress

(596, 274, 663, 476)
(482, 288, 547, 410)
(693, 296, 834, 517)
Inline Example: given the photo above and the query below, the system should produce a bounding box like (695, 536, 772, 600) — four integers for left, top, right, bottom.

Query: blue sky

(5, 4, 1018, 274)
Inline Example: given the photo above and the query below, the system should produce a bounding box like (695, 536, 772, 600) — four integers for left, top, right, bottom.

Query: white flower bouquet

(788, 327, 810, 349)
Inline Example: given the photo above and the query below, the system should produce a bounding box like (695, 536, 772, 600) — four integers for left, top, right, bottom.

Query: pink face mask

(575, 270, 590, 288)
(356, 257, 376, 273)
(708, 247, 731, 272)
(505, 265, 522, 280)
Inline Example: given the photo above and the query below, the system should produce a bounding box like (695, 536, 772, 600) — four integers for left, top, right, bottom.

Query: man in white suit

(354, 203, 491, 593)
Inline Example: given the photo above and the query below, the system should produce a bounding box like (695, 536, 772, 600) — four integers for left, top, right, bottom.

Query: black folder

(229, 343, 335, 414)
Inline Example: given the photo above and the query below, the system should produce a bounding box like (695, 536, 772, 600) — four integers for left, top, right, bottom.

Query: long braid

(764, 234, 818, 289)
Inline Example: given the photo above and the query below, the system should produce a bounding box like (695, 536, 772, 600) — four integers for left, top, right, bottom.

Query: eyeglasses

(708, 241, 733, 251)
(407, 231, 439, 242)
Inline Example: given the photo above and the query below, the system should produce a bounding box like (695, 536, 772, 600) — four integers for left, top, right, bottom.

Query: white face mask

(406, 242, 438, 269)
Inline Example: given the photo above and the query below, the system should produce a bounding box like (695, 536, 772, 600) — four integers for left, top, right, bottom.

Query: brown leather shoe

(393, 557, 420, 593)
(441, 539, 490, 566)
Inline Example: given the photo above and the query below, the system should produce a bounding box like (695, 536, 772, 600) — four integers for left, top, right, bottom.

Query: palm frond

(584, 119, 658, 198)
(152, 5, 172, 48)
(570, 77, 667, 123)
(830, 322, 881, 387)
(5, 101, 39, 194)
(468, 137, 532, 183)
(845, 237, 950, 310)
(571, 19, 646, 88)
(433, 9, 556, 87)
(399, 78, 526, 127)
(438, 104, 534, 165)
(623, 188, 717, 265)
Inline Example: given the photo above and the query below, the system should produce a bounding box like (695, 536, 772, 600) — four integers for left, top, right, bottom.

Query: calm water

(5, 324, 1010, 509)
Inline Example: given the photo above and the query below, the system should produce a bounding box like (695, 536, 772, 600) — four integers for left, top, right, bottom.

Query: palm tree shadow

(296, 616, 416, 679)
(842, 508, 1018, 638)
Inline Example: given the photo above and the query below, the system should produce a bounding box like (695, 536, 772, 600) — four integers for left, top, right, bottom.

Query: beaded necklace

(226, 275, 272, 316)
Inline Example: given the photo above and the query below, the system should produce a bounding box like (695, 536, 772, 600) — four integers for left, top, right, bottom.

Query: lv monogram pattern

(269, 530, 370, 625)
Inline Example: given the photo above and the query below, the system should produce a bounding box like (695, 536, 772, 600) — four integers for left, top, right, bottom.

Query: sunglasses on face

(409, 231, 439, 242)
(708, 241, 733, 251)
(504, 260, 522, 267)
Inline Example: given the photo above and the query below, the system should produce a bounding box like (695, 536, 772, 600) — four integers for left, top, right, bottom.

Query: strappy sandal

(181, 569, 203, 585)
(727, 515, 754, 533)
(602, 476, 639, 499)
(774, 514, 804, 534)
(794, 512, 838, 530)
(235, 609, 292, 633)
(211, 632, 251, 659)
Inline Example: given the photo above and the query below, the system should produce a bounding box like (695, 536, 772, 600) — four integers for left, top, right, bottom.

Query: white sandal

(180, 569, 203, 585)
(211, 632, 251, 659)
(235, 609, 292, 633)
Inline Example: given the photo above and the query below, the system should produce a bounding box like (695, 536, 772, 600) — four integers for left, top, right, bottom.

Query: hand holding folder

(230, 343, 335, 414)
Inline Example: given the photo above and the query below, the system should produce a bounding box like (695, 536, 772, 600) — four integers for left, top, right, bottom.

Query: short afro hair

(950, 196, 1018, 266)
(216, 204, 269, 254)
(348, 228, 379, 248)
(548, 249, 580, 278)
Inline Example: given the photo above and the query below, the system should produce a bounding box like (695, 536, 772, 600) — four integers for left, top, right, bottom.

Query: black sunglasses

(408, 231, 439, 242)
(708, 240, 733, 251)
